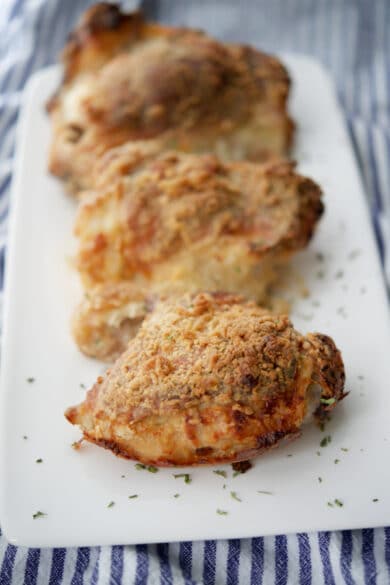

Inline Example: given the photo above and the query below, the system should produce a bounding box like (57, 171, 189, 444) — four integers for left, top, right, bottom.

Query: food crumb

(232, 460, 252, 476)
(72, 439, 83, 450)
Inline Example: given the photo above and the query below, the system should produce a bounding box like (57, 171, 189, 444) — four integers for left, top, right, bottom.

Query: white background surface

(1, 55, 390, 548)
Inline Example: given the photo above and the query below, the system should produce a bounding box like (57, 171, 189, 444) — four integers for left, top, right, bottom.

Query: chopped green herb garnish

(372, 498, 379, 503)
(337, 306, 347, 318)
(320, 435, 331, 448)
(316, 252, 325, 262)
(174, 493, 180, 498)
(216, 509, 228, 516)
(128, 494, 138, 499)
(316, 270, 325, 279)
(334, 459, 340, 464)
(318, 477, 323, 483)
(335, 270, 344, 279)
(23, 435, 28, 440)
(36, 458, 43, 464)
(358, 375, 364, 381)
(223, 484, 226, 489)
(316, 451, 321, 456)
(32, 511, 46, 519)
(107, 501, 115, 508)
(230, 491, 242, 502)
(257, 490, 273, 495)
(129, 462, 156, 472)
(327, 498, 343, 508)
(320, 397, 336, 406)
(80, 383, 86, 389)
(287, 454, 293, 458)
(213, 470, 227, 478)
(174, 473, 191, 484)
(348, 249, 361, 260)
(27, 377, 35, 383)
(341, 448, 349, 452)
(298, 312, 314, 321)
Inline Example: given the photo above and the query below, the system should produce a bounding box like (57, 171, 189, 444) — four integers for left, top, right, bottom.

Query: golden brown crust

(75, 149, 323, 304)
(47, 4, 293, 192)
(65, 292, 345, 466)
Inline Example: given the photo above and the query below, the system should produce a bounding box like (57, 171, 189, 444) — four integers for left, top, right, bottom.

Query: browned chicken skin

(75, 148, 323, 300)
(66, 292, 345, 467)
(47, 3, 293, 192)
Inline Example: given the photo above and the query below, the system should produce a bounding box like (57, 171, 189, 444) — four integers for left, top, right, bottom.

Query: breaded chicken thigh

(72, 282, 155, 362)
(65, 292, 345, 466)
(47, 3, 293, 192)
(75, 150, 323, 303)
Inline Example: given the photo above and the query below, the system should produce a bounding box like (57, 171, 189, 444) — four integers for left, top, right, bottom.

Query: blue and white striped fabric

(0, 1, 390, 583)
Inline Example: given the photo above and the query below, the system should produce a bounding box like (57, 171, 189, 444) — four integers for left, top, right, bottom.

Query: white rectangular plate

(1, 55, 390, 548)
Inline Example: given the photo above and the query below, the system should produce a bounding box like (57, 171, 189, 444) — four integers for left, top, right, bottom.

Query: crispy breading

(74, 149, 323, 305)
(65, 292, 345, 466)
(47, 3, 293, 192)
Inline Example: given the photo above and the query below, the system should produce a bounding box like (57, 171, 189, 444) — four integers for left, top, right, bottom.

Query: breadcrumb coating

(66, 292, 345, 466)
(75, 150, 323, 306)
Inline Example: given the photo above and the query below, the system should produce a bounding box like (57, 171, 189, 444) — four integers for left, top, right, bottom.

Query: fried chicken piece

(74, 150, 323, 304)
(72, 282, 156, 362)
(65, 292, 346, 466)
(47, 3, 293, 192)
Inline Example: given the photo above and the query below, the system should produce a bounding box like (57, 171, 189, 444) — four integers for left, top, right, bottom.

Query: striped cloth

(0, 0, 389, 583)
